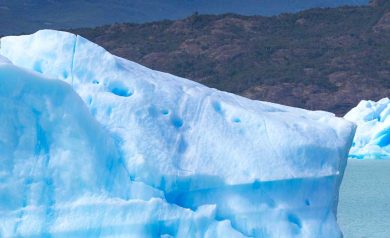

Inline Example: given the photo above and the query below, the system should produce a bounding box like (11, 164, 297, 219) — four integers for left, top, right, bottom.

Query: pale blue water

(338, 160, 390, 238)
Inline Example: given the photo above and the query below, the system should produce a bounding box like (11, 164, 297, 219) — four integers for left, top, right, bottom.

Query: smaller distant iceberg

(345, 98, 390, 159)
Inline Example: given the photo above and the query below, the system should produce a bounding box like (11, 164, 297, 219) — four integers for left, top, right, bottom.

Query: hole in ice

(287, 213, 302, 230)
(161, 109, 170, 115)
(232, 117, 241, 123)
(33, 60, 43, 73)
(212, 101, 223, 114)
(171, 116, 183, 128)
(92, 80, 99, 84)
(111, 87, 133, 97)
(108, 81, 133, 97)
(62, 71, 69, 79)
(178, 137, 188, 153)
(86, 96, 93, 105)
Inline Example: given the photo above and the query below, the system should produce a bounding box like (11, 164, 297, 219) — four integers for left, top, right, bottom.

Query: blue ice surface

(0, 30, 357, 237)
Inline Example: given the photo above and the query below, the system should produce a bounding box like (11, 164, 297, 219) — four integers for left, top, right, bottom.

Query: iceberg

(0, 30, 356, 237)
(0, 53, 244, 238)
(344, 98, 390, 159)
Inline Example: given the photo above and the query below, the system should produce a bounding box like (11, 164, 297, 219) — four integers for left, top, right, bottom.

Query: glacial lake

(338, 159, 390, 238)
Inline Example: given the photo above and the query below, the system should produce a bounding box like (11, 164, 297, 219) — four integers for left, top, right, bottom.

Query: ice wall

(0, 58, 244, 238)
(0, 30, 356, 237)
(345, 98, 390, 159)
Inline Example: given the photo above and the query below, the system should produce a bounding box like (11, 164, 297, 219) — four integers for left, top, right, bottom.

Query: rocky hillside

(72, 2, 388, 115)
(0, 0, 367, 35)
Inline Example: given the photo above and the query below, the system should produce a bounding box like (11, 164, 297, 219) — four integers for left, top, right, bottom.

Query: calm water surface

(338, 160, 390, 238)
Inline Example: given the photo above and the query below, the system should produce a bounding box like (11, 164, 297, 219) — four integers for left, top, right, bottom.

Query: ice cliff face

(0, 41, 245, 238)
(0, 30, 356, 237)
(345, 98, 390, 159)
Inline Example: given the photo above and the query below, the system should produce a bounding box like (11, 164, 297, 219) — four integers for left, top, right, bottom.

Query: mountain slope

(0, 0, 368, 35)
(72, 3, 390, 115)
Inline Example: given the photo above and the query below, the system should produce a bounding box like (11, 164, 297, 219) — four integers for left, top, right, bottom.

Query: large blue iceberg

(345, 98, 390, 159)
(0, 30, 356, 237)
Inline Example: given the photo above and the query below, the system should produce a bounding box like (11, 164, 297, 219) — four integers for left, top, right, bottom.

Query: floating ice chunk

(345, 98, 390, 159)
(0, 30, 356, 237)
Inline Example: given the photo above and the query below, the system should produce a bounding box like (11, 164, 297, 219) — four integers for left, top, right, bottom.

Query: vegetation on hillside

(71, 2, 388, 115)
